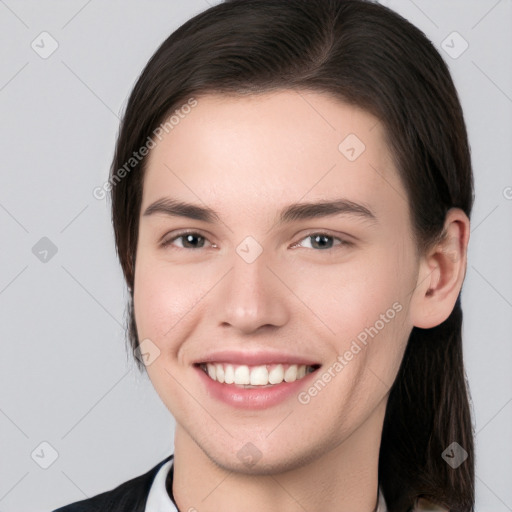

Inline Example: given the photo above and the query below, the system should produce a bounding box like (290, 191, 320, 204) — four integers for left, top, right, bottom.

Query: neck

(172, 399, 387, 512)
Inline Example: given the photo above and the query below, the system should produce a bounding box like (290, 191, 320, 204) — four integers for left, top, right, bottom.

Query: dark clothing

(52, 454, 174, 512)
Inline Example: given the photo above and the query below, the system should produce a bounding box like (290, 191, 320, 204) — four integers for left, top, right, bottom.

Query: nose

(213, 246, 290, 335)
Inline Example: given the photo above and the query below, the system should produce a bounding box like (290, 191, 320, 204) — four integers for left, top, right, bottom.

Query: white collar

(145, 458, 177, 512)
(145, 458, 388, 512)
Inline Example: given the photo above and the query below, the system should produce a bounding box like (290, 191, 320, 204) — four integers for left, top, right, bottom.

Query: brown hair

(109, 1, 475, 510)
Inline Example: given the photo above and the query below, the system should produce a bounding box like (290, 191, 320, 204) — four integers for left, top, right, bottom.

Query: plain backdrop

(0, 1, 511, 511)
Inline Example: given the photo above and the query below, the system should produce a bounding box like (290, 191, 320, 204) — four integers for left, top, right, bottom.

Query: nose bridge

(215, 240, 289, 333)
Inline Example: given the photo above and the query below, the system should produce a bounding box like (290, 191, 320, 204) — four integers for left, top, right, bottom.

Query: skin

(133, 90, 470, 512)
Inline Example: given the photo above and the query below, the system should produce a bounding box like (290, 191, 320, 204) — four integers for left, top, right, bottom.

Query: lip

(194, 349, 320, 367)
(194, 362, 321, 410)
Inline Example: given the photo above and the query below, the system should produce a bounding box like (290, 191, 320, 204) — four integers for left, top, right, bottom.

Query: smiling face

(133, 90, 421, 474)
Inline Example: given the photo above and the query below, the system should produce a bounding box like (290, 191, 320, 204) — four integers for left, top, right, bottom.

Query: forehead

(142, 90, 407, 223)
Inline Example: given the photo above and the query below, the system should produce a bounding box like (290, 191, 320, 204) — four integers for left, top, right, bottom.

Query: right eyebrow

(142, 198, 220, 223)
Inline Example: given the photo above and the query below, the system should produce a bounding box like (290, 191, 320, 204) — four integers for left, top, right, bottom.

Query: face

(134, 90, 420, 474)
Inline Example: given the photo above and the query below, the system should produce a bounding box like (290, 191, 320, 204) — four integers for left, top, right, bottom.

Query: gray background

(0, 1, 510, 511)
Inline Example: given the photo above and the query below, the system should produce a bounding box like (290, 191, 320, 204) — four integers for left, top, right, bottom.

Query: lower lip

(194, 366, 320, 410)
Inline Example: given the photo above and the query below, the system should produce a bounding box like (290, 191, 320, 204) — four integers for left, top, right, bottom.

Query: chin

(203, 442, 322, 477)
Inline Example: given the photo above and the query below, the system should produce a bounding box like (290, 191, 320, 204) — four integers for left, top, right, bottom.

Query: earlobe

(410, 208, 470, 329)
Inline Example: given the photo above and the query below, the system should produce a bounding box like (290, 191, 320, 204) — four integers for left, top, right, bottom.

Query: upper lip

(194, 350, 321, 367)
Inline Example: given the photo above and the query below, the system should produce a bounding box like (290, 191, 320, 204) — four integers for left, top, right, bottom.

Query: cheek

(133, 260, 201, 410)
(338, 249, 413, 383)
(297, 246, 412, 381)
(294, 249, 410, 332)
(133, 259, 195, 343)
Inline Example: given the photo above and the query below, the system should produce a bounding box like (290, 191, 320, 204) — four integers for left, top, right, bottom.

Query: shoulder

(52, 454, 173, 512)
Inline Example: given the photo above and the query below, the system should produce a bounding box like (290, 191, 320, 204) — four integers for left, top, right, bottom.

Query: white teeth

(202, 363, 316, 386)
(284, 365, 297, 382)
(234, 365, 250, 385)
(215, 363, 225, 383)
(268, 364, 284, 384)
(224, 364, 235, 384)
(250, 365, 269, 385)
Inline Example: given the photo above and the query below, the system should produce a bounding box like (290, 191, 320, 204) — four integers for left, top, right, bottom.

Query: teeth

(268, 364, 284, 384)
(284, 365, 297, 382)
(234, 365, 250, 385)
(215, 363, 225, 383)
(202, 363, 316, 386)
(224, 364, 235, 384)
(250, 365, 269, 385)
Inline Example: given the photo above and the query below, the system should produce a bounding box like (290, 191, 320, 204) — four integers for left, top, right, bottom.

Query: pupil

(184, 234, 203, 248)
(312, 234, 332, 249)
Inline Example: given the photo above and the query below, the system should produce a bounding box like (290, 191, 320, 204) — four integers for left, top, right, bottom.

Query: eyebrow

(142, 197, 377, 225)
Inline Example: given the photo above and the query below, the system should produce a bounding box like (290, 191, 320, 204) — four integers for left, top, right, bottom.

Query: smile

(198, 362, 320, 387)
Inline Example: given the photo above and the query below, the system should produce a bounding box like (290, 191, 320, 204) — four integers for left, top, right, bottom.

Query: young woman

(54, 0, 475, 510)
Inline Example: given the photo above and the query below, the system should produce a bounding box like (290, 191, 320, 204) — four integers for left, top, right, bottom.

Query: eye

(161, 231, 215, 250)
(291, 232, 352, 250)
(160, 231, 352, 251)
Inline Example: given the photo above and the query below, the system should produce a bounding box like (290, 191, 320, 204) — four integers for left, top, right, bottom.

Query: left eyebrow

(277, 198, 377, 226)
(142, 197, 378, 226)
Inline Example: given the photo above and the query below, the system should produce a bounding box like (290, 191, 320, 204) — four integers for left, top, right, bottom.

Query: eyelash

(160, 230, 353, 251)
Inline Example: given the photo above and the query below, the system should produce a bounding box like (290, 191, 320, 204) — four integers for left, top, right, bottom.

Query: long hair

(109, 1, 475, 510)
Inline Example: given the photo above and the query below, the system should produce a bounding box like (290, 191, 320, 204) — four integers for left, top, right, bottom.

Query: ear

(410, 208, 470, 329)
